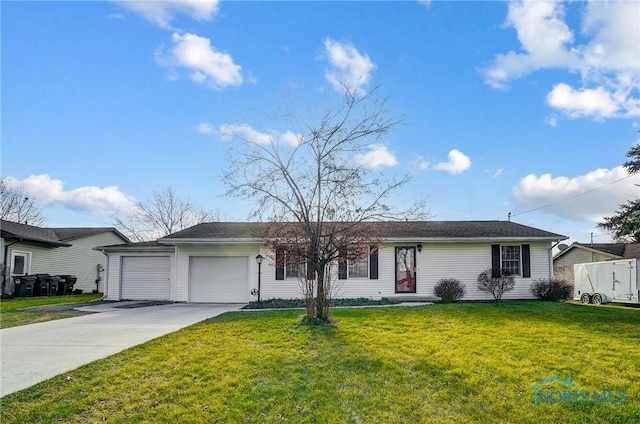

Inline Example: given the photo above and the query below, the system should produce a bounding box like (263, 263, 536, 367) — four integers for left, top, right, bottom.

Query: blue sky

(2, 0, 639, 244)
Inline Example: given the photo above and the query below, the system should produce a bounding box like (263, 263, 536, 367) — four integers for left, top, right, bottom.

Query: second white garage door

(189, 257, 249, 303)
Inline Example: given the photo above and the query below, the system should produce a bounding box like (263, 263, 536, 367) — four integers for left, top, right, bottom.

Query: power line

(511, 173, 637, 218)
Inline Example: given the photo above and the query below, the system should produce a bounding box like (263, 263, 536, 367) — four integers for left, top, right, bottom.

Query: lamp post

(255, 254, 263, 303)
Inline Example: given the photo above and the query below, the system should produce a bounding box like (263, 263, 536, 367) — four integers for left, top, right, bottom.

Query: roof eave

(158, 238, 263, 245)
(94, 246, 175, 253)
(1, 234, 71, 247)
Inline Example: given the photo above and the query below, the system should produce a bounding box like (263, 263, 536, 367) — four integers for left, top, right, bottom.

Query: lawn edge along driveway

(0, 303, 243, 397)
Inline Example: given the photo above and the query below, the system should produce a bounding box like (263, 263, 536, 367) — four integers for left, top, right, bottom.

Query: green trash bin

(13, 276, 35, 297)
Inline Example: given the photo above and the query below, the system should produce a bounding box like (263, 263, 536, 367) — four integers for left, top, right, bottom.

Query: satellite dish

(558, 244, 569, 252)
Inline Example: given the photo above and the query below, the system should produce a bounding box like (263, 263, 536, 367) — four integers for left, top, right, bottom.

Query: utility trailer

(574, 259, 640, 305)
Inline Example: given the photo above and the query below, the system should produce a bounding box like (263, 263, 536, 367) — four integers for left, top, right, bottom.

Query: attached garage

(189, 256, 249, 302)
(121, 256, 171, 300)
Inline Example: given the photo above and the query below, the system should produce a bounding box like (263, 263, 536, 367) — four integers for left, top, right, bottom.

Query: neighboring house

(1, 220, 130, 295)
(98, 221, 566, 303)
(553, 242, 640, 284)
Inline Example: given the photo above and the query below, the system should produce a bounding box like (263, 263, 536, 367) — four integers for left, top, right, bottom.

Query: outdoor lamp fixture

(417, 244, 423, 253)
(255, 254, 264, 302)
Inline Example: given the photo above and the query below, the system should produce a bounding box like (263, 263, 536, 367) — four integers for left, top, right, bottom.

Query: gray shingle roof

(1, 220, 71, 247)
(51, 227, 130, 243)
(572, 242, 640, 259)
(161, 221, 566, 241)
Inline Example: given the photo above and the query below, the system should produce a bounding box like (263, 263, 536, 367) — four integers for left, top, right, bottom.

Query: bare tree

(113, 187, 218, 242)
(224, 86, 426, 322)
(0, 179, 46, 226)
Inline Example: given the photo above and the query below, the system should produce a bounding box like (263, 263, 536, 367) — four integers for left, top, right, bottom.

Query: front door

(395, 247, 416, 293)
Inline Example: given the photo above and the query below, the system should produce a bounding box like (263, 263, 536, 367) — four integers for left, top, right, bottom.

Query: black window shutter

(369, 245, 379, 280)
(522, 244, 531, 278)
(491, 244, 501, 278)
(338, 249, 347, 280)
(275, 247, 285, 280)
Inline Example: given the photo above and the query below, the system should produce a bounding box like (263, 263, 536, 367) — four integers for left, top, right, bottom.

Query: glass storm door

(395, 247, 416, 293)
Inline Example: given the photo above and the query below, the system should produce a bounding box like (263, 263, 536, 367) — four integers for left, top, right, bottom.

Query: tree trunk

(315, 264, 330, 322)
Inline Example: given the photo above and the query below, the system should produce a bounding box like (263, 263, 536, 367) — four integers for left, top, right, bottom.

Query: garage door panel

(190, 257, 248, 302)
(121, 256, 171, 300)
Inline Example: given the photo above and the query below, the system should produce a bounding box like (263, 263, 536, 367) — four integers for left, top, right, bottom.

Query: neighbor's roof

(159, 220, 567, 242)
(554, 242, 640, 260)
(0, 220, 71, 247)
(51, 227, 130, 243)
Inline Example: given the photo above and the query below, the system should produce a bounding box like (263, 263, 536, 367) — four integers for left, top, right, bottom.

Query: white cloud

(417, 0, 432, 8)
(161, 32, 243, 90)
(113, 0, 220, 29)
(218, 123, 302, 147)
(484, 0, 640, 120)
(547, 83, 620, 119)
(512, 166, 640, 222)
(412, 155, 431, 171)
(355, 144, 398, 168)
(197, 122, 215, 135)
(324, 39, 376, 94)
(4, 174, 136, 215)
(434, 149, 472, 175)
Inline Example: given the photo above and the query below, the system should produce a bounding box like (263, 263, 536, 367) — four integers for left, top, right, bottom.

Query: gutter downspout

(549, 241, 561, 280)
(99, 250, 109, 301)
(174, 245, 178, 303)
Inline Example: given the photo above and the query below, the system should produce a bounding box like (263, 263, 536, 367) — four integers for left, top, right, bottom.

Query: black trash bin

(33, 274, 52, 296)
(49, 276, 60, 296)
(56, 275, 77, 295)
(13, 275, 35, 297)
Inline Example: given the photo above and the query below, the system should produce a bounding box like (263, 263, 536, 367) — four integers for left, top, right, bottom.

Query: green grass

(1, 302, 639, 423)
(0, 294, 102, 328)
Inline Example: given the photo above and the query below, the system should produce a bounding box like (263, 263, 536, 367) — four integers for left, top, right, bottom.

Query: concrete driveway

(0, 302, 244, 397)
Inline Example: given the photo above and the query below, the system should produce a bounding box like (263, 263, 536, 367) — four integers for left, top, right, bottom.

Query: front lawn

(1, 302, 639, 423)
(0, 294, 102, 328)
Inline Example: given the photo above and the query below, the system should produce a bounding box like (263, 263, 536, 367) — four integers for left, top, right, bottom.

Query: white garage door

(189, 257, 248, 303)
(121, 256, 171, 300)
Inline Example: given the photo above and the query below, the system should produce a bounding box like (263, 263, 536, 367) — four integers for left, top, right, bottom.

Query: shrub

(433, 278, 466, 303)
(530, 278, 573, 301)
(477, 269, 515, 302)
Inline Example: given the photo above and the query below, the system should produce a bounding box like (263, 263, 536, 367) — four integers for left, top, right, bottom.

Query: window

(348, 255, 368, 278)
(285, 256, 305, 279)
(501, 245, 521, 275)
(11, 251, 31, 276)
(339, 246, 378, 280)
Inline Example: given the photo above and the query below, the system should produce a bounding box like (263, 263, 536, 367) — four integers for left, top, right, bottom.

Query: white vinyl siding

(105, 254, 121, 300)
(121, 256, 171, 300)
(189, 257, 248, 302)
(258, 242, 552, 301)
